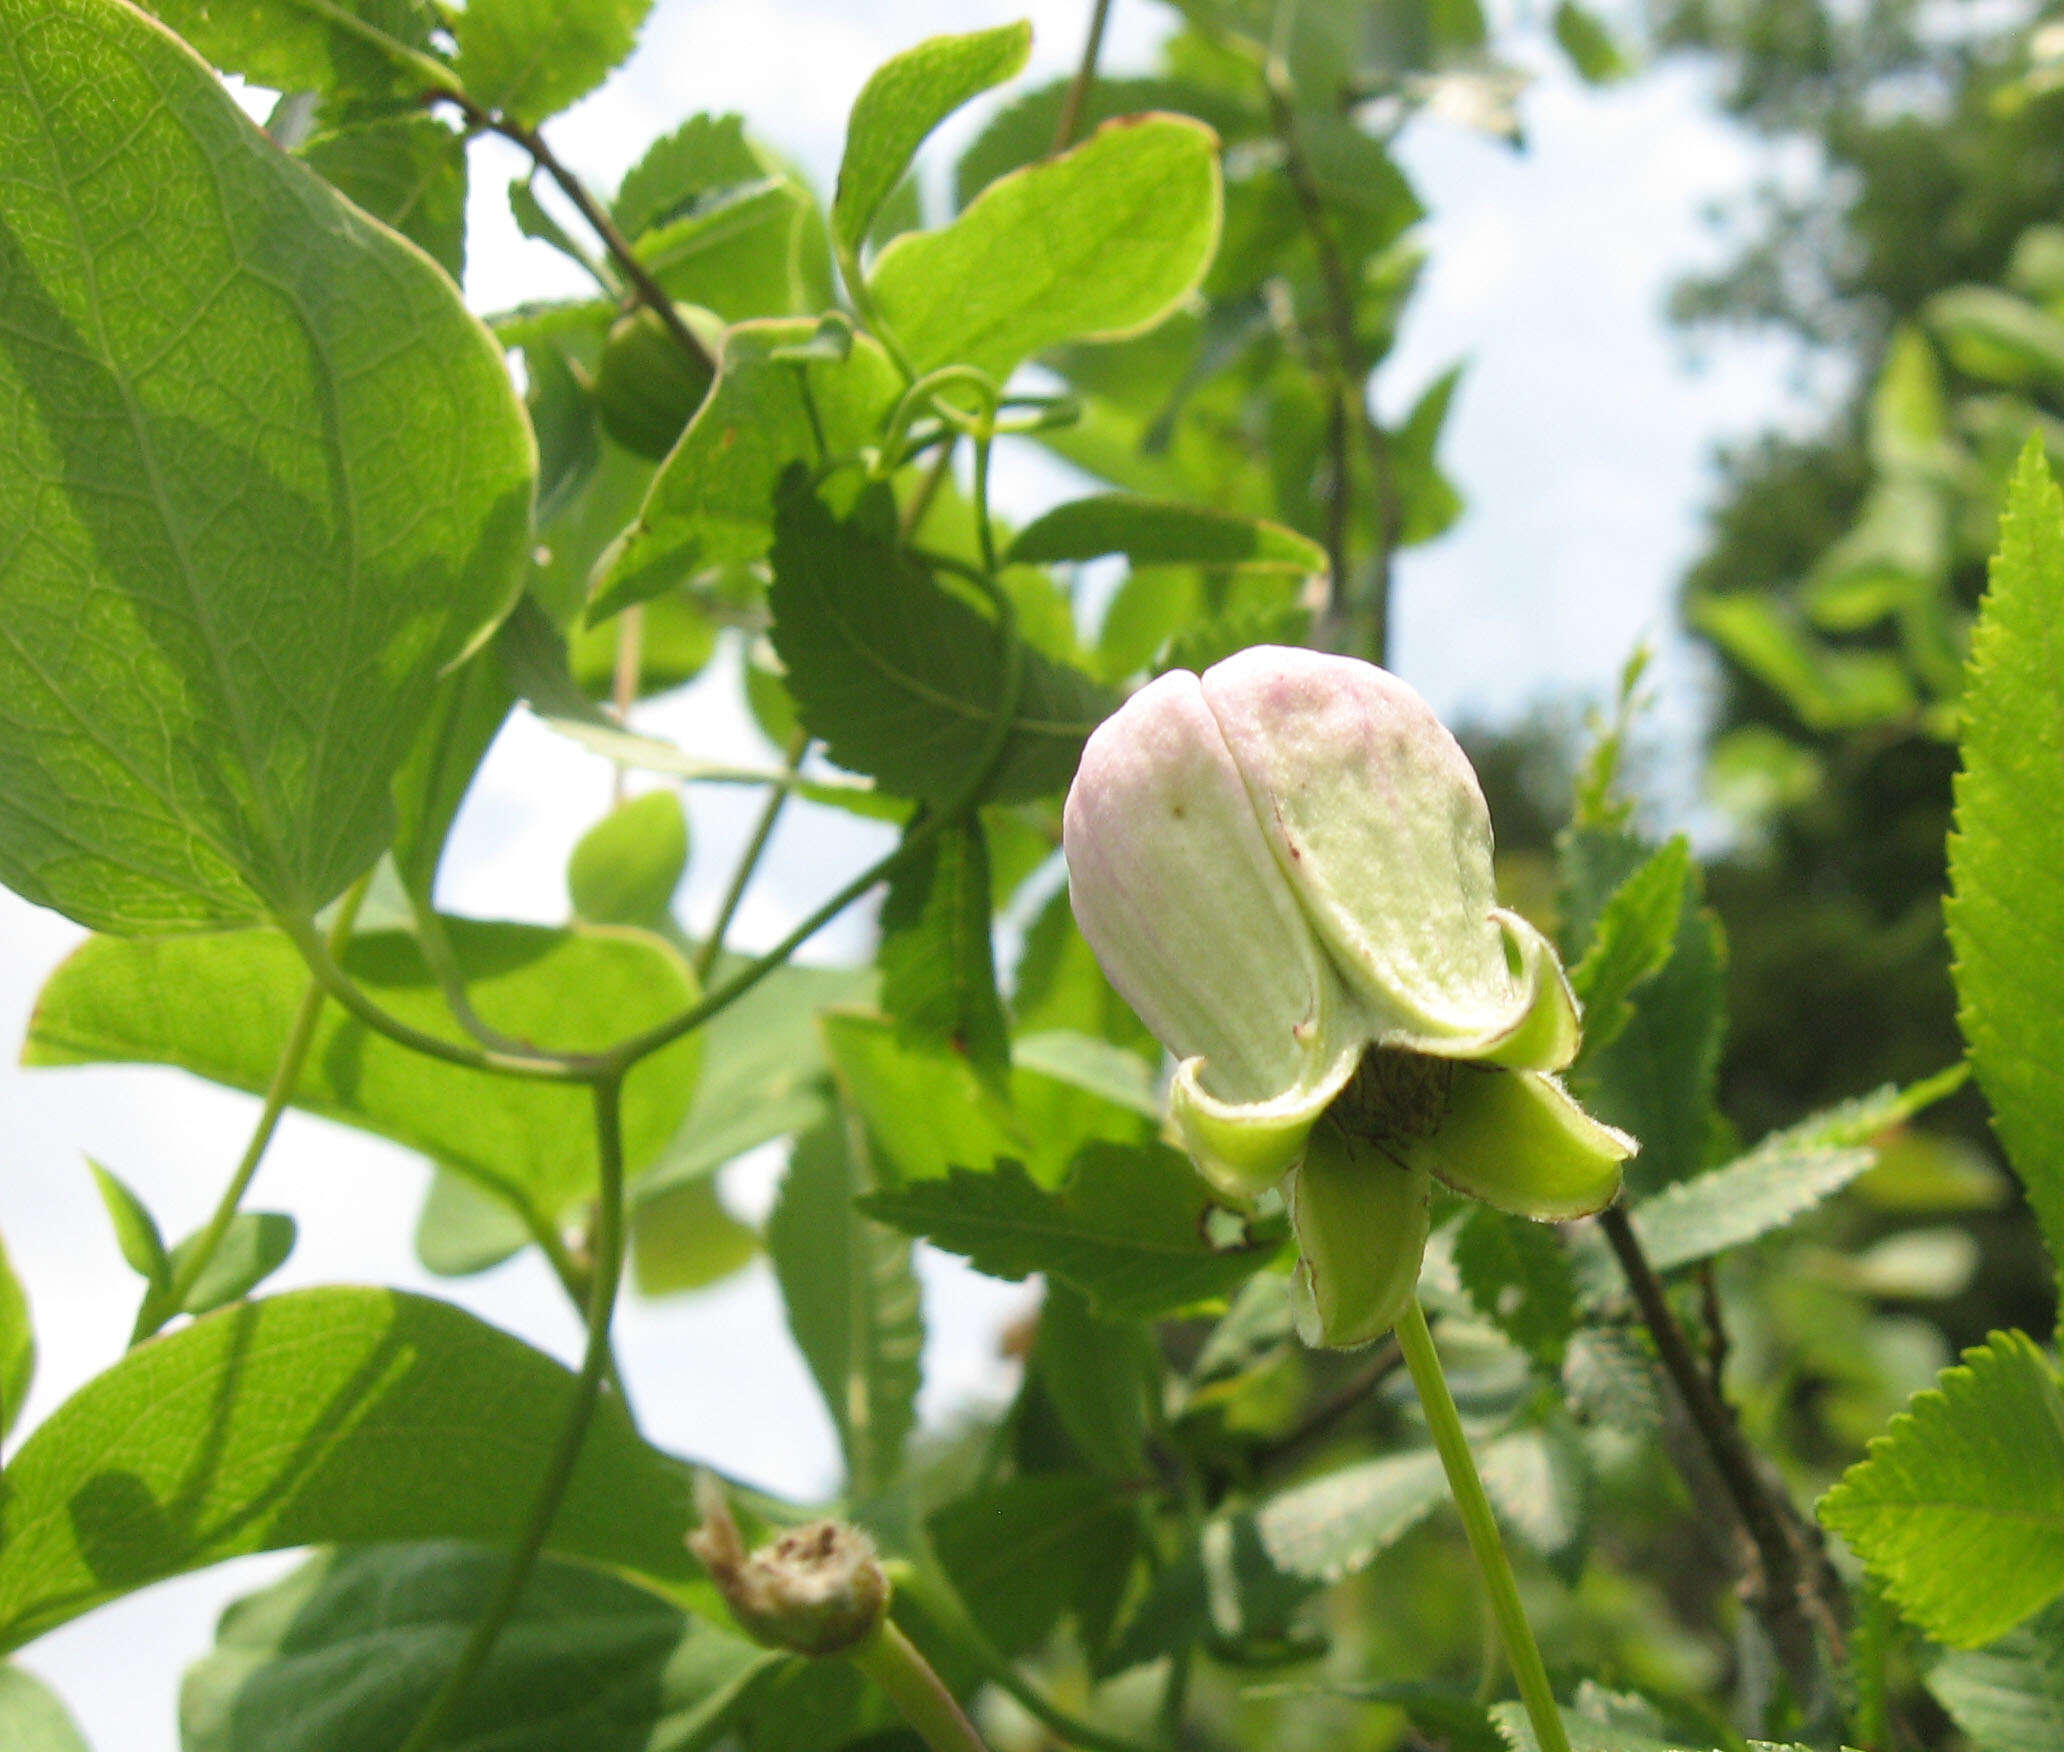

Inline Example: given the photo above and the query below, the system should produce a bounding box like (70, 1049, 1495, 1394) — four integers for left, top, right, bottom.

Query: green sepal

(1401, 1067, 1631, 1221)
(1287, 1124, 1432, 1349)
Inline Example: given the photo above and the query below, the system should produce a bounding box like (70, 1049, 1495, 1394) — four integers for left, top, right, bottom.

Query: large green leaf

(0, 1288, 705, 1652)
(768, 474, 1116, 805)
(182, 1544, 776, 1752)
(764, 1120, 922, 1498)
(1819, 1330, 2064, 1647)
(0, 1228, 32, 1443)
(24, 921, 700, 1224)
(869, 114, 1222, 380)
(452, 0, 654, 125)
(1931, 1596, 2064, 1752)
(0, 1667, 88, 1752)
(587, 321, 901, 621)
(832, 23, 1033, 255)
(1948, 442, 2064, 1275)
(1004, 495, 1326, 573)
(859, 1146, 1278, 1319)
(0, 0, 533, 934)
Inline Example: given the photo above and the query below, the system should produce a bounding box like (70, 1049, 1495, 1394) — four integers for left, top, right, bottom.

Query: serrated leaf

(453, 0, 654, 124)
(298, 115, 469, 280)
(1930, 1594, 2064, 1752)
(0, 1668, 88, 1752)
(1568, 837, 1689, 1063)
(1005, 495, 1325, 573)
(86, 1158, 170, 1295)
(136, 0, 443, 101)
(1629, 1145, 1877, 1276)
(870, 114, 1223, 381)
(765, 1119, 922, 1498)
(879, 820, 1010, 1090)
(0, 0, 532, 935)
(833, 23, 1032, 255)
(1561, 1326, 1662, 1432)
(170, 1212, 297, 1315)
(568, 791, 689, 927)
(768, 474, 1117, 805)
(1562, 826, 1727, 1187)
(0, 1229, 33, 1444)
(182, 1544, 776, 1752)
(859, 1145, 1276, 1319)
(1598, 1068, 1972, 1284)
(1453, 1207, 1579, 1371)
(614, 113, 763, 242)
(0, 1288, 705, 1652)
(1948, 441, 2064, 1279)
(929, 1473, 1139, 1656)
(1820, 1330, 2064, 1646)
(587, 320, 901, 621)
(27, 922, 700, 1228)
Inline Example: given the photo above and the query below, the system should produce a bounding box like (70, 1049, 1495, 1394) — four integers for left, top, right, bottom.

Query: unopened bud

(690, 1472, 891, 1656)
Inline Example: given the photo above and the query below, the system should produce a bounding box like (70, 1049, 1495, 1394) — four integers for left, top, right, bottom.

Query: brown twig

(1051, 0, 1116, 155)
(1599, 1205, 1848, 1710)
(437, 90, 719, 378)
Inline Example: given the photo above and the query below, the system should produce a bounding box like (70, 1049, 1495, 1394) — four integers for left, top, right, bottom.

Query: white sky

(0, 3, 1826, 1745)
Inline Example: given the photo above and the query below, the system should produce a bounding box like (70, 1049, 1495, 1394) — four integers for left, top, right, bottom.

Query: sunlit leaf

(870, 114, 1222, 380)
(0, 1288, 706, 1652)
(26, 922, 700, 1226)
(1948, 442, 2064, 1277)
(833, 23, 1032, 255)
(0, 0, 532, 934)
(453, 0, 654, 125)
(1820, 1330, 2064, 1647)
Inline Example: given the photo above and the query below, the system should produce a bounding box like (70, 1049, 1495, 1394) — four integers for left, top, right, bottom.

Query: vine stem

(131, 876, 370, 1345)
(1394, 1296, 1571, 1752)
(1051, 0, 1115, 154)
(395, 1075, 631, 1752)
(850, 1621, 994, 1752)
(694, 728, 808, 985)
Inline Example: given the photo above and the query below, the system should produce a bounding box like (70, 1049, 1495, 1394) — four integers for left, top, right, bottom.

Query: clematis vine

(1062, 646, 1633, 1349)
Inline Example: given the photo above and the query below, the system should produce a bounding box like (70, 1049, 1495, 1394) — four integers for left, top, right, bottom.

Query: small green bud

(594, 305, 717, 459)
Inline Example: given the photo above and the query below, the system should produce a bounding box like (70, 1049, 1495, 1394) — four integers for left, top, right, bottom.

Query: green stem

(892, 1570, 1161, 1752)
(1051, 0, 1115, 153)
(694, 729, 808, 985)
(1394, 1297, 1570, 1752)
(849, 1621, 993, 1752)
(396, 1076, 632, 1752)
(285, 913, 590, 1082)
(130, 877, 370, 1345)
